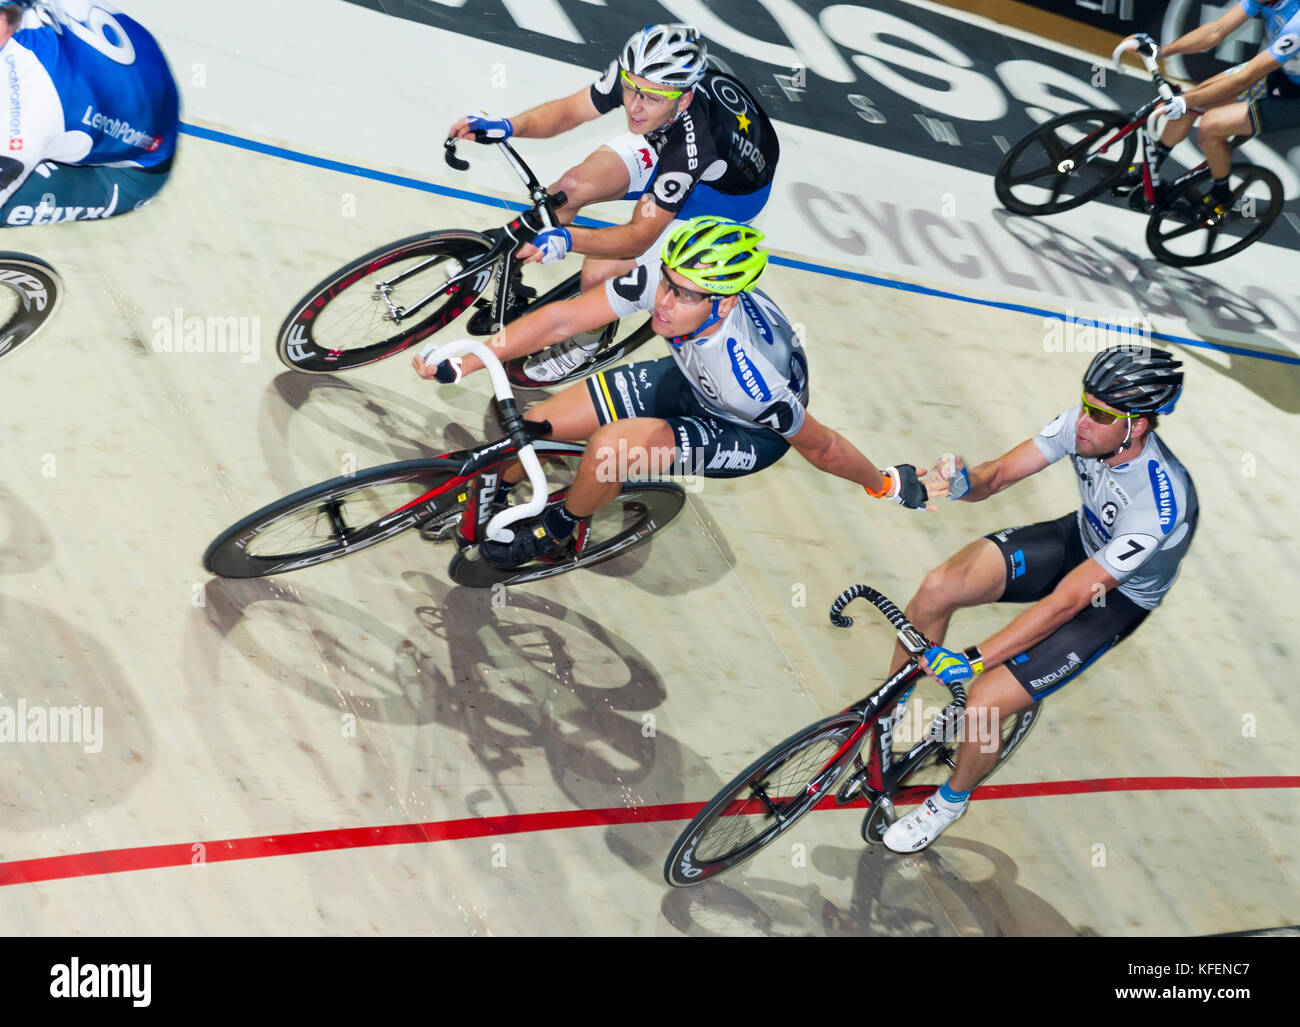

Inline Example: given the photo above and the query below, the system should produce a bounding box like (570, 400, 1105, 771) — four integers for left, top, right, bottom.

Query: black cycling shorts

(585, 356, 790, 479)
(1244, 68, 1300, 135)
(984, 513, 1149, 701)
(0, 157, 173, 228)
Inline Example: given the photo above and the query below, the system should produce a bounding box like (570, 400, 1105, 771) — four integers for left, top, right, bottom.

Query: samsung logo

(1147, 460, 1176, 534)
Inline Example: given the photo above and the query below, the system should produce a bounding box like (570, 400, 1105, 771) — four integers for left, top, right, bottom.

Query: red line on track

(2, 776, 1296, 887)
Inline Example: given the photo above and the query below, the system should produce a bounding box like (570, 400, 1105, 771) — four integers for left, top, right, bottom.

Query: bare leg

(889, 537, 1007, 677)
(1197, 101, 1253, 180)
(946, 668, 1035, 792)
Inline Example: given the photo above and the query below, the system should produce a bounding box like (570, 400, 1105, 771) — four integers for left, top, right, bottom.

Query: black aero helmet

(1083, 345, 1183, 416)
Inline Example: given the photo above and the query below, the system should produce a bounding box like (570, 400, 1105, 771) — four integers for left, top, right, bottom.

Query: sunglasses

(620, 69, 683, 102)
(658, 263, 718, 305)
(1081, 392, 1139, 426)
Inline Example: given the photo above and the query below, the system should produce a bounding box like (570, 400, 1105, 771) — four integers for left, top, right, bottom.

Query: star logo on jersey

(8, 139, 20, 151)
(736, 111, 751, 134)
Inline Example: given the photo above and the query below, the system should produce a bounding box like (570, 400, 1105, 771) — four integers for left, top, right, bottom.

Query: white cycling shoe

(883, 792, 967, 853)
(523, 329, 604, 384)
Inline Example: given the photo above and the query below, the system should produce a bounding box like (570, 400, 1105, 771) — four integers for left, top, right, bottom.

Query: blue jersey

(1239, 0, 1300, 83)
(0, 2, 178, 202)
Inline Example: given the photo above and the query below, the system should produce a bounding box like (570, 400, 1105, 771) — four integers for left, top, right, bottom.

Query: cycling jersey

(1239, 0, 1300, 84)
(589, 61, 778, 214)
(1033, 406, 1198, 610)
(0, 1, 179, 207)
(603, 254, 809, 439)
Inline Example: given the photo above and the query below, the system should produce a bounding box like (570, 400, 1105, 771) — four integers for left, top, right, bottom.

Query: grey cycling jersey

(604, 254, 809, 437)
(1034, 406, 1198, 610)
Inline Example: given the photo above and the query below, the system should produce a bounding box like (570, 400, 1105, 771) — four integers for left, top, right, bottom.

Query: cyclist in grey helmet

(877, 346, 1196, 853)
(446, 23, 779, 379)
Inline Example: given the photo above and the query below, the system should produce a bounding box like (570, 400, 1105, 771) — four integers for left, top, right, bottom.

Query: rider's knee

(912, 565, 960, 615)
(554, 167, 590, 210)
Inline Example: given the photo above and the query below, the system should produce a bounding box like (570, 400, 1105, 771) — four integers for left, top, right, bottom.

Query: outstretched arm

(412, 281, 619, 380)
(944, 438, 1050, 504)
(1156, 4, 1250, 59)
(447, 88, 600, 142)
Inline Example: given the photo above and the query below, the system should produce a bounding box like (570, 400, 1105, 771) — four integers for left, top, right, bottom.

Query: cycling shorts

(0, 157, 174, 228)
(602, 132, 771, 222)
(585, 356, 790, 479)
(984, 513, 1150, 701)
(1232, 67, 1300, 135)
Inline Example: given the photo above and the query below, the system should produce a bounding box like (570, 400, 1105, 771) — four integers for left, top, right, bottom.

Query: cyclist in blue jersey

(1115, 1, 1300, 221)
(878, 348, 1195, 852)
(0, 1, 179, 227)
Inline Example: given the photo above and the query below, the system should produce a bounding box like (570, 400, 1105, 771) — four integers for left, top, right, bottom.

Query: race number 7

(1104, 533, 1156, 567)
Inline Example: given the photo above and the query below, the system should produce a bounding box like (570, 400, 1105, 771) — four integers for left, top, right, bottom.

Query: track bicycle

(995, 37, 1283, 268)
(0, 252, 63, 365)
(276, 135, 654, 387)
(663, 585, 1039, 887)
(204, 340, 685, 588)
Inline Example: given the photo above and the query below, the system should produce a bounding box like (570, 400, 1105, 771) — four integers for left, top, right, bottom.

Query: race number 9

(63, 6, 137, 66)
(653, 171, 695, 206)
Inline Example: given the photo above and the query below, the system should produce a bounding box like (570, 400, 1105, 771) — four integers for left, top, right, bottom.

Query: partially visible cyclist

(880, 347, 1196, 853)
(1115, 2, 1300, 221)
(413, 217, 936, 569)
(446, 23, 778, 379)
(0, 1, 179, 227)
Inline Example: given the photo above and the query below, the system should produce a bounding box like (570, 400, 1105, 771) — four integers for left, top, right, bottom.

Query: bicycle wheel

(448, 479, 685, 587)
(277, 230, 494, 373)
(887, 705, 1042, 808)
(504, 317, 657, 389)
(0, 252, 63, 365)
(1146, 163, 1282, 268)
(664, 711, 866, 887)
(204, 459, 465, 578)
(995, 109, 1136, 216)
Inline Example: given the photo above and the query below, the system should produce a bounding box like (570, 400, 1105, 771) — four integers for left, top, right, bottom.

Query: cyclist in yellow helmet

(414, 217, 946, 569)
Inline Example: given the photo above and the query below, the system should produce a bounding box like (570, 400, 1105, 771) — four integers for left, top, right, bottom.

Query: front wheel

(995, 108, 1136, 216)
(1146, 163, 1283, 268)
(448, 479, 685, 587)
(203, 459, 465, 578)
(664, 712, 866, 887)
(277, 230, 495, 373)
(0, 252, 63, 365)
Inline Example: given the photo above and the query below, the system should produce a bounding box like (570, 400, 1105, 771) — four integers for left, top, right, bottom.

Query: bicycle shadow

(658, 834, 1082, 937)
(992, 212, 1300, 412)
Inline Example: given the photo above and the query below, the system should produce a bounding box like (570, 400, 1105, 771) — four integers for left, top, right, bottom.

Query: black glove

(1132, 32, 1158, 58)
(884, 464, 928, 511)
(505, 206, 556, 245)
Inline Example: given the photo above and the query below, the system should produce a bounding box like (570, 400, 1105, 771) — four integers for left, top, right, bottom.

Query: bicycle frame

(370, 138, 574, 335)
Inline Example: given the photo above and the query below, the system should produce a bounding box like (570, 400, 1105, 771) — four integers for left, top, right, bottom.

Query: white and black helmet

(619, 23, 707, 90)
(1083, 346, 1184, 416)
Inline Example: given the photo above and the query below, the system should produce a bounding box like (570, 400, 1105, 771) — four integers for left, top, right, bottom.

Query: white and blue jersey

(0, 1, 178, 204)
(1239, 0, 1300, 83)
(1034, 407, 1198, 610)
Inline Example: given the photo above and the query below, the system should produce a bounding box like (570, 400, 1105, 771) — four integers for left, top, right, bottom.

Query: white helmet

(618, 24, 706, 90)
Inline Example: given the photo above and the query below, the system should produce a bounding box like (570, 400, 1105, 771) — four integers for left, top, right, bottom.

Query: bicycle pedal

(861, 796, 897, 845)
(418, 512, 462, 543)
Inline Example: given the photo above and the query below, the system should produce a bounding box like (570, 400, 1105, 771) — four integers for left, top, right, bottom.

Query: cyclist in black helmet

(877, 346, 1197, 853)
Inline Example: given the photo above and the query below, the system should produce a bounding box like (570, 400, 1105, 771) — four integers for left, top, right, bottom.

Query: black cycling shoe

(466, 278, 538, 337)
(1110, 164, 1144, 196)
(480, 515, 573, 568)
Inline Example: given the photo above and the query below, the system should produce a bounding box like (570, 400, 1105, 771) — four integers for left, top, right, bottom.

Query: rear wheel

(203, 459, 465, 578)
(1146, 163, 1282, 268)
(0, 253, 63, 365)
(277, 230, 495, 373)
(995, 109, 1135, 216)
(664, 712, 867, 887)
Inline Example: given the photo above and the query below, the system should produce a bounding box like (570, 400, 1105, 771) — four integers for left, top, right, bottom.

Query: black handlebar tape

(829, 584, 908, 630)
(549, 190, 568, 211)
(444, 137, 469, 171)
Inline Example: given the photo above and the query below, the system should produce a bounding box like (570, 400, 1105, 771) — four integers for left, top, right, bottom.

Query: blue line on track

(179, 121, 1300, 368)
